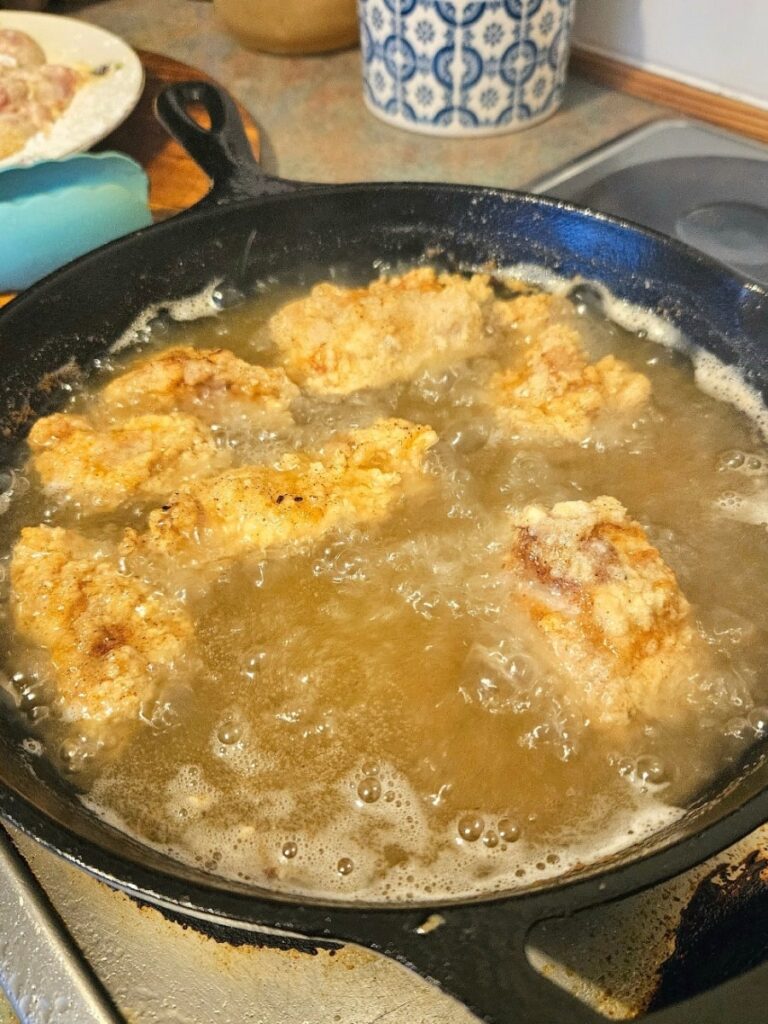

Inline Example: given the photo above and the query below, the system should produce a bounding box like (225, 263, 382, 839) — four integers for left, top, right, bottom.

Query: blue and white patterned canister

(358, 0, 575, 136)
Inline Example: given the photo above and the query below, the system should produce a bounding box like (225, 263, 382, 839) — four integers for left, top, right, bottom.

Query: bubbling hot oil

(3, 270, 768, 902)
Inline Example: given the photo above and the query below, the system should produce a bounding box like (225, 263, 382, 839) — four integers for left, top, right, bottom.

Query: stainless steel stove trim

(524, 117, 768, 195)
(0, 826, 124, 1024)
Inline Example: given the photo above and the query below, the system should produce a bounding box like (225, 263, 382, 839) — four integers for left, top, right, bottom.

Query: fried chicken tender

(490, 294, 651, 442)
(269, 267, 496, 394)
(102, 346, 299, 426)
(491, 291, 568, 338)
(28, 411, 222, 512)
(10, 526, 191, 724)
(122, 418, 437, 564)
(505, 496, 695, 726)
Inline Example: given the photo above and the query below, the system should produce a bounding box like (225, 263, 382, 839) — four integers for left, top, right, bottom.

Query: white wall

(572, 0, 768, 110)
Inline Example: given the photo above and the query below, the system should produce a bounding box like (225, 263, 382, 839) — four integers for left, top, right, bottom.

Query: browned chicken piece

(28, 411, 223, 512)
(490, 291, 570, 338)
(102, 346, 299, 426)
(122, 418, 438, 564)
(505, 496, 695, 726)
(0, 30, 82, 160)
(0, 29, 46, 69)
(490, 294, 651, 442)
(269, 267, 496, 395)
(0, 112, 28, 160)
(10, 526, 192, 724)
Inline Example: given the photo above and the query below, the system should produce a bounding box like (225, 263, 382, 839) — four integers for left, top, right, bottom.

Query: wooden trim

(570, 47, 768, 146)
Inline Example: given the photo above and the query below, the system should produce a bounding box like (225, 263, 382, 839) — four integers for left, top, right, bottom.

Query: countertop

(61, 0, 671, 191)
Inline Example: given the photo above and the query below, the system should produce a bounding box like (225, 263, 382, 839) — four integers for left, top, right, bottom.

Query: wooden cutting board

(0, 49, 260, 308)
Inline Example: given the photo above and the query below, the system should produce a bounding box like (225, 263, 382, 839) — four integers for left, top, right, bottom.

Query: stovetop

(527, 118, 768, 288)
(2, 119, 768, 1024)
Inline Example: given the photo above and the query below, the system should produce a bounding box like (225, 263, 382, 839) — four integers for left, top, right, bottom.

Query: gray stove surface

(528, 119, 768, 287)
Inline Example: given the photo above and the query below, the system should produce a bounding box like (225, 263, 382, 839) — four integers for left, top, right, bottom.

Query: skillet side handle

(154, 81, 300, 205)
(338, 905, 768, 1024)
(320, 903, 603, 1024)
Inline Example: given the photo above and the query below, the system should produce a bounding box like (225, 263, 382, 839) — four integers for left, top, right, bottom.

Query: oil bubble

(282, 841, 298, 859)
(635, 756, 669, 786)
(146, 310, 173, 334)
(719, 450, 745, 470)
(497, 818, 520, 843)
(337, 857, 354, 876)
(457, 814, 484, 842)
(357, 777, 382, 803)
(748, 706, 768, 734)
(216, 720, 242, 745)
(212, 283, 245, 310)
(483, 830, 499, 849)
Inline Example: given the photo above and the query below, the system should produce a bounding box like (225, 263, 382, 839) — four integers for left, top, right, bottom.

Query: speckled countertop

(66, 0, 670, 189)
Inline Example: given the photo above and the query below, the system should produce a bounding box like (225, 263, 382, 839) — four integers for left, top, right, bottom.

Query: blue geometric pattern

(358, 0, 575, 134)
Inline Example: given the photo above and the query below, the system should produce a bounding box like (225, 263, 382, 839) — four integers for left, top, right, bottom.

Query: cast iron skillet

(1, 82, 768, 1024)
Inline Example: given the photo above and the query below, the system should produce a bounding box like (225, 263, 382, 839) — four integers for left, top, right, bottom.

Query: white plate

(0, 11, 144, 170)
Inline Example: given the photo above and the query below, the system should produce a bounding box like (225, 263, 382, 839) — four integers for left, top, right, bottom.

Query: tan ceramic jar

(214, 0, 358, 54)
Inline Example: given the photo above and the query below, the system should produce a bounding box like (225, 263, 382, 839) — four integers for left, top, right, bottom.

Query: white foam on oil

(108, 281, 223, 355)
(715, 489, 768, 526)
(694, 351, 768, 439)
(496, 265, 684, 346)
(85, 754, 683, 905)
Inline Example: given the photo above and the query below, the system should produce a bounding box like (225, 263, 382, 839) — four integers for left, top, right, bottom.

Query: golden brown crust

(490, 294, 651, 442)
(505, 496, 694, 725)
(102, 346, 299, 425)
(10, 526, 192, 724)
(269, 267, 496, 394)
(122, 418, 438, 563)
(28, 411, 223, 512)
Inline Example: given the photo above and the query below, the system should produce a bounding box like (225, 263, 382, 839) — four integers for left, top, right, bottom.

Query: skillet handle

(154, 81, 300, 206)
(331, 901, 768, 1024)
(317, 902, 603, 1024)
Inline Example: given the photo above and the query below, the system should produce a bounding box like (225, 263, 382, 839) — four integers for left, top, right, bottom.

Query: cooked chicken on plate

(490, 294, 651, 442)
(269, 267, 496, 395)
(28, 411, 223, 512)
(10, 526, 191, 724)
(102, 345, 299, 426)
(0, 28, 46, 69)
(122, 417, 437, 564)
(505, 496, 695, 726)
(0, 29, 83, 161)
